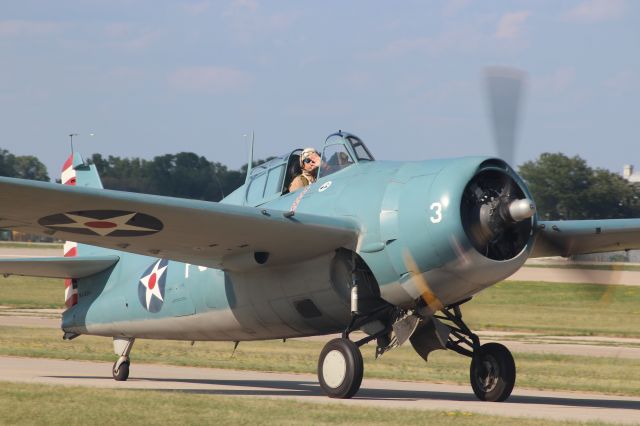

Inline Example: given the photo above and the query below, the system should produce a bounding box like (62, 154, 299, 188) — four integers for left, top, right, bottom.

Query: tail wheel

(318, 338, 363, 399)
(112, 359, 130, 381)
(470, 342, 515, 402)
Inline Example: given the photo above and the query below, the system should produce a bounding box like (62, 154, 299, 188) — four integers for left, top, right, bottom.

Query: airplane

(1, 67, 640, 402)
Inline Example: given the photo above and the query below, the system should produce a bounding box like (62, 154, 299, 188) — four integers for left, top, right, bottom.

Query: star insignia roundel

(138, 259, 169, 313)
(38, 210, 163, 237)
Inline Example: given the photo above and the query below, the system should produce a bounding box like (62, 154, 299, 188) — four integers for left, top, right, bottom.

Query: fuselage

(63, 156, 535, 341)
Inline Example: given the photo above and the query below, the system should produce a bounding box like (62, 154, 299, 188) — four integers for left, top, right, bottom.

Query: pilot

(289, 147, 320, 192)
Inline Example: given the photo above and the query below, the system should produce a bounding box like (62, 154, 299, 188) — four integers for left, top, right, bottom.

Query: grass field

(0, 381, 601, 426)
(1, 325, 638, 397)
(464, 280, 640, 337)
(2, 277, 639, 337)
(0, 276, 62, 309)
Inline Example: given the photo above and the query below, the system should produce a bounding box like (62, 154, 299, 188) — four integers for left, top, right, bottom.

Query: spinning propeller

(480, 66, 619, 303)
(457, 67, 536, 260)
(484, 66, 527, 167)
(409, 67, 619, 310)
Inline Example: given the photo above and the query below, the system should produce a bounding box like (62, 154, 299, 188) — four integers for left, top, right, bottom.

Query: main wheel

(318, 338, 363, 399)
(470, 342, 515, 402)
(112, 358, 130, 381)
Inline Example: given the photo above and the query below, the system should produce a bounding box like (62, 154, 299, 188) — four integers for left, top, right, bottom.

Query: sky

(1, 0, 638, 180)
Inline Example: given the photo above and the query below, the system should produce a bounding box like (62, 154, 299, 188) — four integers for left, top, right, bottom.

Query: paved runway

(506, 265, 640, 286)
(1, 356, 639, 424)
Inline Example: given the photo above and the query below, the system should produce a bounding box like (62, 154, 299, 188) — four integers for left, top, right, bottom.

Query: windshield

(321, 144, 355, 178)
(347, 136, 374, 161)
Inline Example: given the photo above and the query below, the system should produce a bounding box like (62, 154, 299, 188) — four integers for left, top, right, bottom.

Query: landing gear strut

(317, 296, 393, 399)
(435, 304, 516, 402)
(315, 251, 398, 399)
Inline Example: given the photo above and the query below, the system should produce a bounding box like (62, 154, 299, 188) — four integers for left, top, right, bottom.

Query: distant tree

(519, 153, 640, 219)
(147, 152, 226, 201)
(13, 155, 50, 181)
(584, 169, 640, 219)
(89, 154, 151, 194)
(0, 149, 15, 177)
(0, 149, 49, 181)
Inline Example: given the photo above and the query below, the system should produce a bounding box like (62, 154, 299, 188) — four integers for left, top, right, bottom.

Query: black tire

(112, 359, 130, 381)
(470, 342, 515, 402)
(317, 338, 363, 399)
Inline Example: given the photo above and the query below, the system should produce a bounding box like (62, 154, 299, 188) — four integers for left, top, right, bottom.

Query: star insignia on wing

(38, 210, 163, 237)
(53, 212, 156, 236)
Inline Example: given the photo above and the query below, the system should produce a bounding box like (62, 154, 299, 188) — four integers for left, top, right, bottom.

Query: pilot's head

(300, 148, 320, 172)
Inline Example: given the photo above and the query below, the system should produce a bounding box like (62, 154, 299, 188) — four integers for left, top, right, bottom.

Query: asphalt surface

(0, 246, 61, 257)
(507, 266, 640, 286)
(1, 356, 638, 424)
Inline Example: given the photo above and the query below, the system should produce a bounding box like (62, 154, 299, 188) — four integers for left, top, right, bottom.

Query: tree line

(88, 153, 248, 202)
(1, 148, 639, 219)
(0, 149, 50, 182)
(519, 153, 640, 220)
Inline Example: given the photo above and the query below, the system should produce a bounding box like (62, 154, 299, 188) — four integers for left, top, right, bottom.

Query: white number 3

(430, 202, 443, 223)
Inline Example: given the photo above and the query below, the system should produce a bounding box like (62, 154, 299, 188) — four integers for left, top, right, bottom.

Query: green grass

(0, 276, 63, 308)
(0, 381, 602, 426)
(463, 281, 640, 337)
(1, 325, 638, 397)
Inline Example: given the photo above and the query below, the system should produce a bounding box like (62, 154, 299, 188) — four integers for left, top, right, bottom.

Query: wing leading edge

(532, 219, 640, 258)
(0, 177, 359, 269)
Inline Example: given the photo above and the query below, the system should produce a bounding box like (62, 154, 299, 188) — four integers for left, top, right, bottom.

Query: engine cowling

(376, 157, 536, 308)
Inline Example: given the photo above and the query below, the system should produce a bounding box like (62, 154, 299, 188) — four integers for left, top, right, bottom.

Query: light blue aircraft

(1, 68, 639, 402)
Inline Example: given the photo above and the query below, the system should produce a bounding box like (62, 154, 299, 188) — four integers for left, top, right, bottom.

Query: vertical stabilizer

(62, 152, 104, 189)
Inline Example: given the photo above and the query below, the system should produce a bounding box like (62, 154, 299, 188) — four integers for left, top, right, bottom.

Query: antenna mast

(244, 131, 255, 184)
(69, 133, 78, 153)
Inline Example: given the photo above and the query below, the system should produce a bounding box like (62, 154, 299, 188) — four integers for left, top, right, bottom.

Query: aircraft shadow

(46, 375, 640, 410)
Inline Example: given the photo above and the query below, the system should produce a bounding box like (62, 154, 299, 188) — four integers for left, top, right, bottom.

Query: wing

(0, 256, 119, 278)
(531, 219, 640, 258)
(0, 177, 359, 269)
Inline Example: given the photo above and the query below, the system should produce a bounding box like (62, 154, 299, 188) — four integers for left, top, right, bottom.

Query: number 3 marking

(430, 202, 443, 223)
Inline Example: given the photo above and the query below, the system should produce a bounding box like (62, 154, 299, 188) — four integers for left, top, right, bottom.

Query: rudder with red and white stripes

(60, 152, 103, 308)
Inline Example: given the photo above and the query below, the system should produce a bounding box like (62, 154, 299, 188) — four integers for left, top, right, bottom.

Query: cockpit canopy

(244, 131, 374, 206)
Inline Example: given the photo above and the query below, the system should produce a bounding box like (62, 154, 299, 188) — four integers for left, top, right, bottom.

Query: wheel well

(332, 249, 387, 315)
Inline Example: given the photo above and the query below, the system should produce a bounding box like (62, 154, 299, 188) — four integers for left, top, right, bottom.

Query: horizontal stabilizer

(0, 255, 119, 279)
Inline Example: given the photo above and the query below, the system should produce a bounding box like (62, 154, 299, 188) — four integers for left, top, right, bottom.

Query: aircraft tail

(61, 152, 104, 308)
(61, 152, 104, 189)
